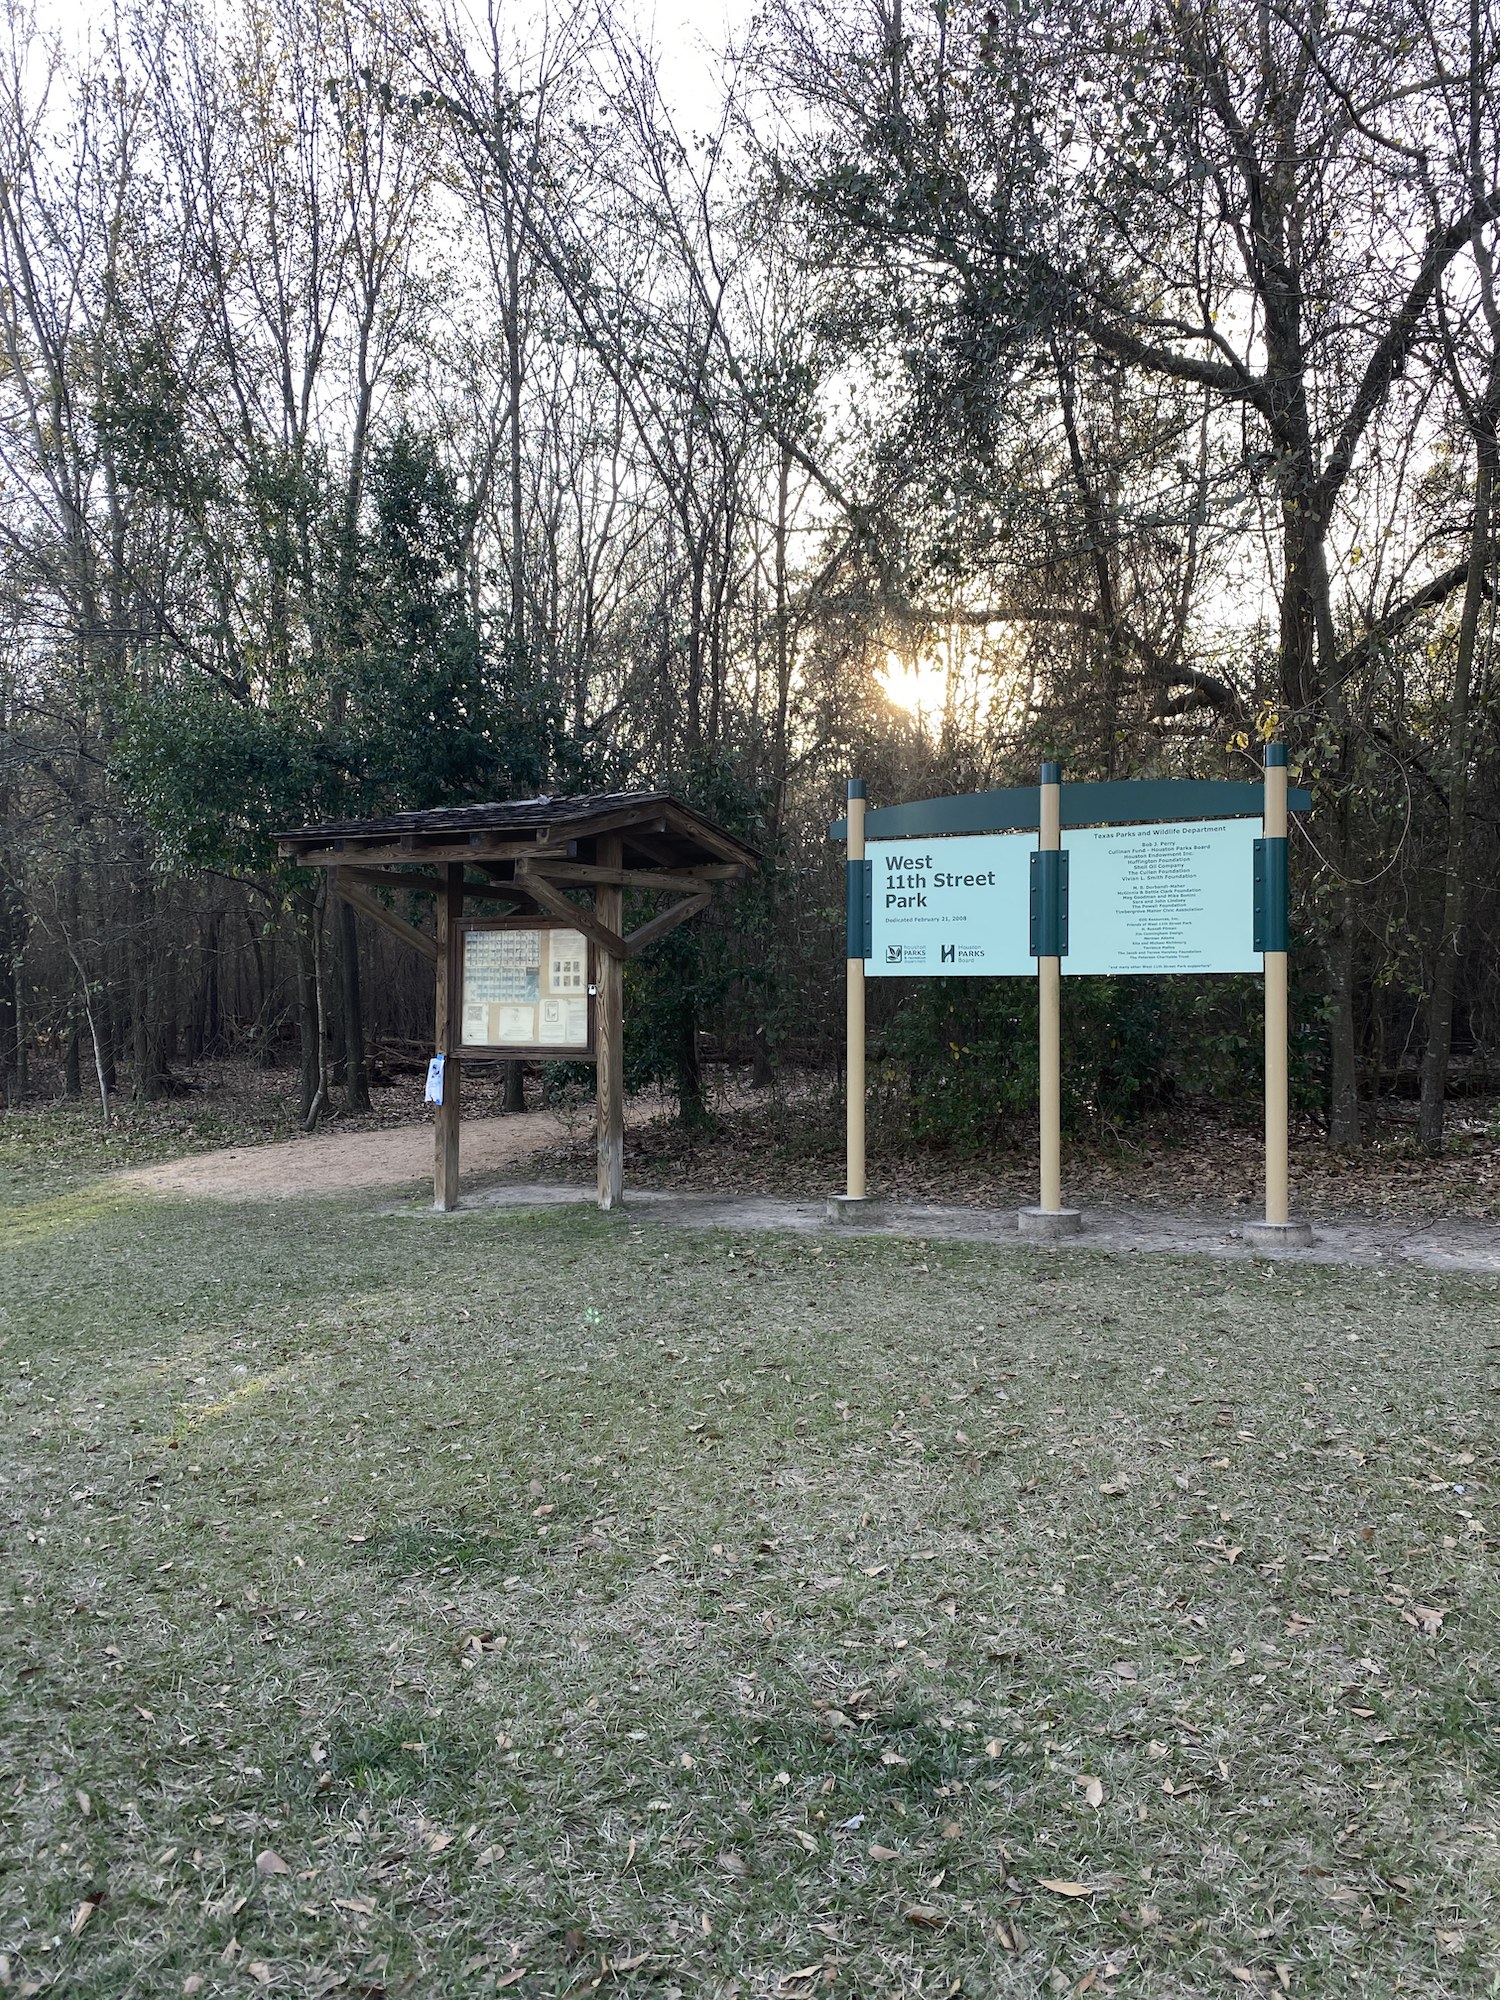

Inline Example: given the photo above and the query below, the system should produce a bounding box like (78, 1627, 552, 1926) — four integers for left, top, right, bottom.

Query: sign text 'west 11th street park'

(867, 833, 1034, 976)
(866, 820, 1262, 977)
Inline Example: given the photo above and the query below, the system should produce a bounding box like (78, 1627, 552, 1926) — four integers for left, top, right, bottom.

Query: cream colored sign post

(1018, 761, 1081, 1239)
(845, 779, 867, 1204)
(1039, 766, 1062, 1211)
(1265, 752, 1288, 1224)
(1244, 744, 1312, 1246)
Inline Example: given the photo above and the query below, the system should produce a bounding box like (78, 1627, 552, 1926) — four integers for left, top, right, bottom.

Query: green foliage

(878, 972, 1318, 1149)
(622, 756, 774, 1124)
(107, 684, 322, 874)
(110, 429, 590, 877)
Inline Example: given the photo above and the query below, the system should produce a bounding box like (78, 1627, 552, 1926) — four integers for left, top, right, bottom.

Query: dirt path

(114, 1104, 1500, 1275)
(414, 1182, 1500, 1275)
(119, 1105, 607, 1200)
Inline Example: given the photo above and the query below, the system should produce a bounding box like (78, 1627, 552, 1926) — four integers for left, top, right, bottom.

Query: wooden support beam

(525, 859, 741, 893)
(514, 865, 627, 959)
(282, 835, 583, 868)
(622, 891, 711, 959)
(660, 804, 752, 865)
(468, 863, 550, 903)
(462, 881, 532, 904)
(334, 863, 443, 895)
(332, 870, 438, 963)
(595, 835, 625, 1210)
(619, 825, 687, 870)
(434, 863, 463, 1211)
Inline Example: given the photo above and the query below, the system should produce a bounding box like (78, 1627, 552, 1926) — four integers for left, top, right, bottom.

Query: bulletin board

(458, 921, 595, 1058)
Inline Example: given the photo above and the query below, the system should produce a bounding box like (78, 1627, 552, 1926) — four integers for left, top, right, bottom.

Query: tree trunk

(0, 875, 20, 1107)
(293, 893, 320, 1122)
(129, 852, 170, 1100)
(337, 897, 370, 1112)
(503, 1059, 525, 1112)
(1324, 874, 1362, 1147)
(674, 998, 708, 1129)
(1418, 415, 1493, 1150)
(64, 850, 82, 1096)
(100, 965, 117, 1096)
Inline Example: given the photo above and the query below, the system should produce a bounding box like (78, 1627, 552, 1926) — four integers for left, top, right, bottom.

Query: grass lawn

(2, 1170, 1498, 1998)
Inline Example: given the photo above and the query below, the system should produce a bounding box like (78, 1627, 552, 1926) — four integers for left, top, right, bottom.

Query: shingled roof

(276, 790, 758, 871)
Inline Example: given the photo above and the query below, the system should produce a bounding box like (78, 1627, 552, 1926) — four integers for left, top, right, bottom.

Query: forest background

(3, 0, 1498, 1163)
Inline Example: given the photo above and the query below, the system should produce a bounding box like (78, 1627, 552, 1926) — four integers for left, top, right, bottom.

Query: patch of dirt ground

(120, 1102, 632, 1199)
(92, 1055, 1500, 1224)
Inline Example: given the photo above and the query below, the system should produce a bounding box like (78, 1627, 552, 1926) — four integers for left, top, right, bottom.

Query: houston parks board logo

(884, 942, 985, 966)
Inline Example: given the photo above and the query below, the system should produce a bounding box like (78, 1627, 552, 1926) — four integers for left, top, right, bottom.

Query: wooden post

(846, 779, 867, 1201)
(1264, 746, 1289, 1226)
(595, 833, 625, 1210)
(1246, 744, 1311, 1247)
(1019, 761, 1080, 1238)
(827, 779, 876, 1222)
(434, 862, 463, 1211)
(1038, 761, 1062, 1212)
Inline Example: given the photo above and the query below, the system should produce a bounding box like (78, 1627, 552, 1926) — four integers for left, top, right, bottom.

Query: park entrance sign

(830, 754, 1312, 1244)
(868, 833, 1034, 977)
(866, 819, 1263, 979)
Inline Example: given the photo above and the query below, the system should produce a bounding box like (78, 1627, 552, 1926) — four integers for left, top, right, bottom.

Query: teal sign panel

(1064, 818, 1259, 975)
(867, 833, 1033, 977)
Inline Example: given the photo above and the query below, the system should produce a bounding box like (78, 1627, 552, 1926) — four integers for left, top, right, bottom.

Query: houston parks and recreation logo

(885, 941, 984, 966)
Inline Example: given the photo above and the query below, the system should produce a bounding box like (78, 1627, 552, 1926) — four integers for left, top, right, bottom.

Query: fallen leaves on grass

(903, 1904, 946, 1929)
(254, 1850, 291, 1876)
(1038, 1879, 1095, 1898)
(1404, 1605, 1445, 1635)
(1078, 1774, 1105, 1807)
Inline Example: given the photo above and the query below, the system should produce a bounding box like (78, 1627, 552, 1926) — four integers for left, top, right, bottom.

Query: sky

(28, 0, 759, 121)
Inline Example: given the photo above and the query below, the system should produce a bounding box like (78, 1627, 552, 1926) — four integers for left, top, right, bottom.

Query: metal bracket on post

(1028, 849, 1069, 958)
(845, 858, 873, 960)
(1253, 838, 1289, 954)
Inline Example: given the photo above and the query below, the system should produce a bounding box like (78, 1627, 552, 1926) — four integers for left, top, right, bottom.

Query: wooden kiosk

(277, 793, 756, 1211)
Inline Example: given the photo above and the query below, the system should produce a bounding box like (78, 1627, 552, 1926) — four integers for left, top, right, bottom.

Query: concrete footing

(1017, 1206, 1083, 1241)
(826, 1194, 884, 1225)
(1243, 1218, 1314, 1250)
